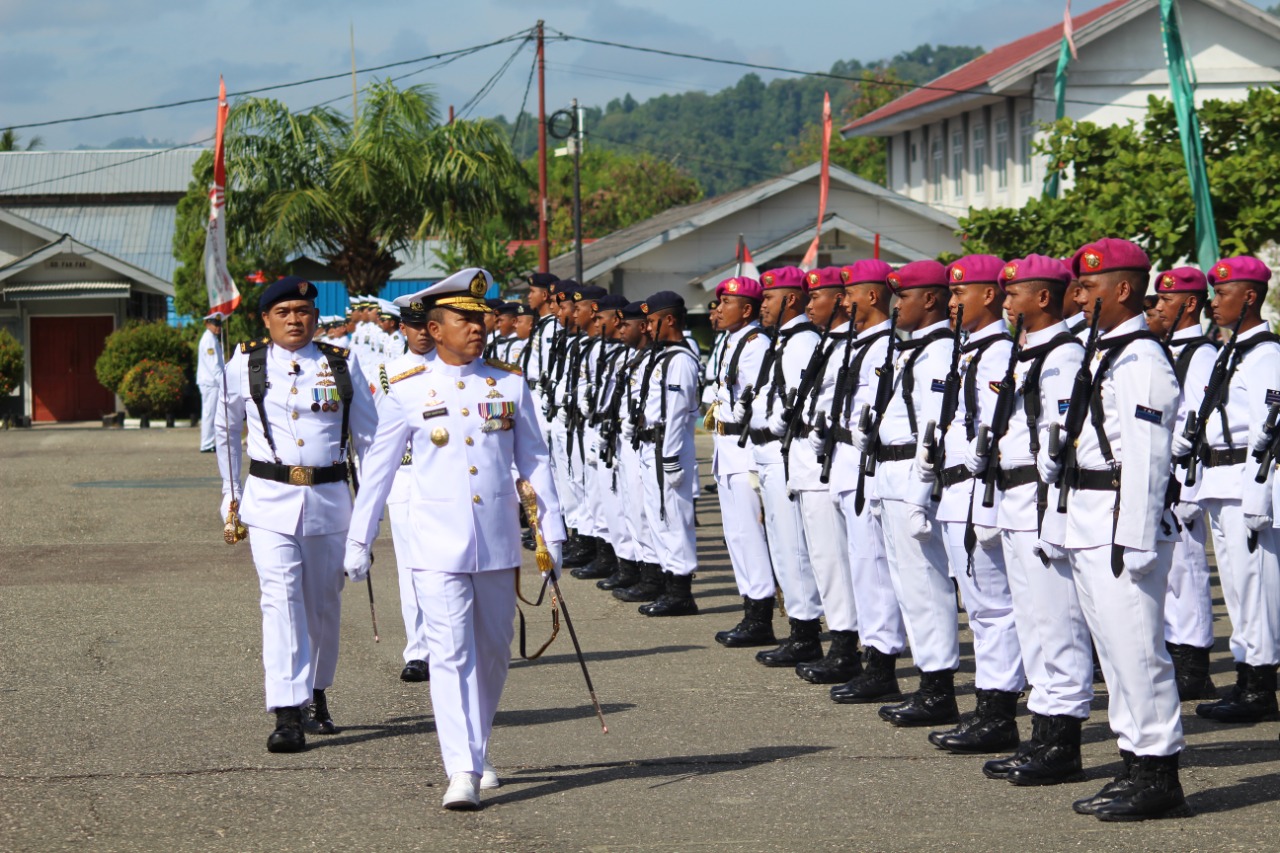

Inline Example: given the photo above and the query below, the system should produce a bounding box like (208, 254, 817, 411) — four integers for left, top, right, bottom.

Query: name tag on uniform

(422, 406, 448, 420)
(1134, 405, 1162, 424)
(988, 381, 1001, 394)
(668, 384, 681, 391)
(1058, 399, 1070, 414)
(1267, 389, 1280, 406)
(930, 379, 947, 393)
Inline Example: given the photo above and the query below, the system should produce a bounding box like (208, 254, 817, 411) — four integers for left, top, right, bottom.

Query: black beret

(641, 291, 685, 315)
(259, 276, 319, 311)
(553, 280, 580, 301)
(495, 301, 520, 316)
(593, 294, 628, 311)
(528, 272, 560, 290)
(512, 303, 534, 317)
(621, 301, 647, 320)
(575, 285, 608, 302)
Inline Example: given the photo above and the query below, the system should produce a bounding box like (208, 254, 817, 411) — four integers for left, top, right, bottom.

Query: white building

(843, 0, 1280, 215)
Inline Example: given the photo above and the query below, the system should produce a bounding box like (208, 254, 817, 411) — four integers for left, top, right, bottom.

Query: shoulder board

(316, 342, 350, 359)
(486, 358, 523, 376)
(389, 364, 426, 384)
(239, 337, 270, 354)
(378, 364, 391, 394)
(744, 331, 761, 343)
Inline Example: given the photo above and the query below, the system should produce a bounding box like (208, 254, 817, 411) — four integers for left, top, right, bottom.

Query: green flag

(1160, 0, 1218, 270)
(1042, 37, 1072, 199)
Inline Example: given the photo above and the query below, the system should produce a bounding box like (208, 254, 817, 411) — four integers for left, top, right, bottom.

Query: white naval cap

(376, 298, 400, 318)
(396, 268, 495, 316)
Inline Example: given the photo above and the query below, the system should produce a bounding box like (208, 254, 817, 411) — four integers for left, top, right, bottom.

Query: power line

(547, 28, 1149, 115)
(511, 48, 540, 157)
(456, 36, 530, 120)
(4, 29, 534, 132)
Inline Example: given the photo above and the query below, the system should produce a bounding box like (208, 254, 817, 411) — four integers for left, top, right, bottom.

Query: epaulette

(239, 336, 270, 354)
(316, 341, 351, 359)
(378, 364, 391, 395)
(486, 358, 523, 376)
(389, 364, 426, 384)
(744, 331, 760, 343)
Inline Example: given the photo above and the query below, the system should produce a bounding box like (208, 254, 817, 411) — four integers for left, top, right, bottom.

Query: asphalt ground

(2, 425, 1279, 852)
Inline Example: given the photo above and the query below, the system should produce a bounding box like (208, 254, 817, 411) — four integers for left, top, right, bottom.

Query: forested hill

(494, 44, 983, 197)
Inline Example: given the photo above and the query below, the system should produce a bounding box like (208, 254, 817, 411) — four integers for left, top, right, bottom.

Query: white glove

(219, 494, 233, 522)
(1034, 539, 1064, 562)
(975, 524, 1001, 549)
(1251, 430, 1271, 454)
(849, 424, 869, 452)
(807, 426, 824, 455)
(906, 504, 933, 541)
(544, 540, 563, 580)
(1172, 502, 1202, 527)
(731, 397, 748, 424)
(914, 441, 936, 483)
(767, 409, 788, 437)
(344, 539, 371, 583)
(869, 499, 882, 519)
(578, 396, 593, 418)
(964, 436, 989, 475)
(1036, 443, 1062, 484)
(718, 401, 739, 425)
(1171, 431, 1193, 458)
(585, 439, 599, 466)
(1121, 547, 1157, 579)
(664, 464, 686, 490)
(555, 407, 568, 426)
(1245, 513, 1273, 533)
(621, 418, 636, 442)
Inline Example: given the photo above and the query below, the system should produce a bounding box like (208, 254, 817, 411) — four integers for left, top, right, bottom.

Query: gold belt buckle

(288, 465, 314, 486)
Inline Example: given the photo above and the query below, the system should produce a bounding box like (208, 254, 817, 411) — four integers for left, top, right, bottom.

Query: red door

(30, 315, 117, 422)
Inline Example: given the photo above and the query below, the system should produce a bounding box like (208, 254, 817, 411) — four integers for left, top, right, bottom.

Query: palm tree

(0, 129, 43, 151)
(225, 79, 528, 295)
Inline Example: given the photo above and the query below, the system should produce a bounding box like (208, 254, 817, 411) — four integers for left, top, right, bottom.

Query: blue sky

(1, 0, 1273, 150)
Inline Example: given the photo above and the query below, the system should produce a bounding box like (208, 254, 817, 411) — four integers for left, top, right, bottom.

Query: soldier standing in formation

(197, 311, 225, 453)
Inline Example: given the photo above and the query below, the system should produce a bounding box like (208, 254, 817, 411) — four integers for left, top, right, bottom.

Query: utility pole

(572, 98, 583, 283)
(536, 20, 549, 273)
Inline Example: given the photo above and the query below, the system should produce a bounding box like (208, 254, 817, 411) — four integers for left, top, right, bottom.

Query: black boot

(639, 572, 699, 617)
(714, 596, 777, 648)
(1196, 662, 1278, 722)
(795, 630, 861, 683)
(878, 669, 959, 727)
(983, 713, 1046, 779)
(1072, 750, 1135, 814)
(930, 689, 1020, 754)
(756, 618, 824, 667)
(1006, 714, 1083, 786)
(304, 688, 338, 734)
(597, 557, 640, 591)
(571, 539, 617, 580)
(400, 659, 429, 682)
(1169, 643, 1216, 701)
(830, 647, 901, 704)
(562, 533, 597, 569)
(612, 561, 665, 602)
(267, 706, 306, 753)
(521, 527, 536, 551)
(1094, 753, 1193, 822)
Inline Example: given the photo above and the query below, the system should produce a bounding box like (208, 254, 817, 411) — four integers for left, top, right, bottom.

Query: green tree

(959, 88, 1280, 269)
(0, 129, 42, 151)
(782, 68, 911, 184)
(435, 223, 538, 293)
(224, 79, 528, 295)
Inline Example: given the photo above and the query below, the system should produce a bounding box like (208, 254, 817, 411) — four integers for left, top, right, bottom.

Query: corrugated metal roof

(2, 281, 131, 299)
(7, 204, 180, 280)
(0, 149, 206, 197)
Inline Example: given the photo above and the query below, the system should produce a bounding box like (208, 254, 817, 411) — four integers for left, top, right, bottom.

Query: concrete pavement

(1, 426, 1279, 852)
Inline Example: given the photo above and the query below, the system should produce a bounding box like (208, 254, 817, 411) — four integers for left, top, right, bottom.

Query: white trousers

(199, 383, 219, 450)
(798, 490, 855, 631)
(248, 528, 345, 711)
(595, 458, 633, 560)
(579, 429, 606, 538)
(641, 446, 697, 576)
(618, 442, 658, 564)
(1069, 542, 1185, 756)
(1204, 498, 1280, 666)
(1002, 530, 1093, 718)
(838, 494, 906, 654)
(549, 424, 584, 530)
(758, 461, 822, 621)
(941, 521, 1024, 692)
(1165, 510, 1214, 648)
(389, 500, 430, 663)
(716, 471, 775, 600)
(419, 568, 516, 778)
(879, 499, 959, 672)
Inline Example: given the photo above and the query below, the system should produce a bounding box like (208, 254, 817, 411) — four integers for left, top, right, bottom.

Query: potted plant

(118, 360, 187, 428)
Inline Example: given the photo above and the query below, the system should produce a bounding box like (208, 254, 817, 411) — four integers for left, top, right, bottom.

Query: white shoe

(442, 773, 480, 810)
(481, 759, 500, 790)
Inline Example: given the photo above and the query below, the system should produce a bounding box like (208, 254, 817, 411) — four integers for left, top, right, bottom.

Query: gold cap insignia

(1002, 264, 1017, 281)
(806, 271, 819, 286)
(297, 281, 308, 295)
(1162, 273, 1176, 287)
(1215, 263, 1231, 280)
(573, 292, 583, 302)
(839, 268, 851, 284)
(762, 272, 775, 286)
(469, 273, 487, 296)
(591, 301, 600, 311)
(726, 279, 739, 293)
(1083, 251, 1102, 270)
(951, 267, 965, 282)
(409, 300, 424, 311)
(641, 302, 650, 314)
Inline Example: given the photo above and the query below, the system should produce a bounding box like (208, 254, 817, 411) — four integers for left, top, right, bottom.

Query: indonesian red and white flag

(800, 91, 832, 272)
(736, 240, 760, 280)
(1063, 0, 1078, 60)
(204, 77, 240, 317)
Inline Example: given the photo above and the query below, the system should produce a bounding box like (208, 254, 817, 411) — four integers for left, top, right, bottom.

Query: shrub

(95, 320, 193, 394)
(118, 360, 187, 418)
(0, 328, 21, 396)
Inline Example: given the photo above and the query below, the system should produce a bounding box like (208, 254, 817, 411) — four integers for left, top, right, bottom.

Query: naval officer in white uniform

(197, 312, 225, 452)
(345, 268, 565, 811)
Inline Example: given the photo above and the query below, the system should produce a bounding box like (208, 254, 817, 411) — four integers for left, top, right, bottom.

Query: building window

(951, 131, 964, 197)
(1019, 111, 1034, 184)
(972, 125, 986, 195)
(930, 136, 943, 201)
(995, 118, 1009, 191)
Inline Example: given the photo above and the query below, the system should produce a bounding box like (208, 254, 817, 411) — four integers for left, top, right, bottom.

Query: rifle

(736, 385, 757, 449)
(855, 307, 899, 514)
(981, 313, 1025, 508)
(1253, 403, 1280, 483)
(929, 304, 965, 502)
(1162, 299, 1188, 348)
(1181, 310, 1246, 488)
(780, 321, 834, 456)
(820, 307, 859, 484)
(815, 411, 833, 481)
(1054, 299, 1104, 513)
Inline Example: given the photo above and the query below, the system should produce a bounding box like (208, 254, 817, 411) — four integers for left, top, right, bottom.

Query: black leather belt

(749, 427, 779, 445)
(249, 460, 348, 486)
(716, 422, 746, 436)
(876, 443, 917, 463)
(1199, 446, 1248, 468)
(998, 465, 1038, 490)
(636, 427, 659, 442)
(940, 464, 972, 488)
(1074, 467, 1121, 491)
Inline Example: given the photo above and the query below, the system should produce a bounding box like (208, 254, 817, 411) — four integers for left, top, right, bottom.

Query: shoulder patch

(485, 358, 523, 376)
(378, 364, 391, 395)
(316, 341, 350, 359)
(744, 331, 760, 343)
(1134, 404, 1162, 424)
(1267, 389, 1280, 406)
(389, 364, 426, 384)
(239, 337, 268, 354)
